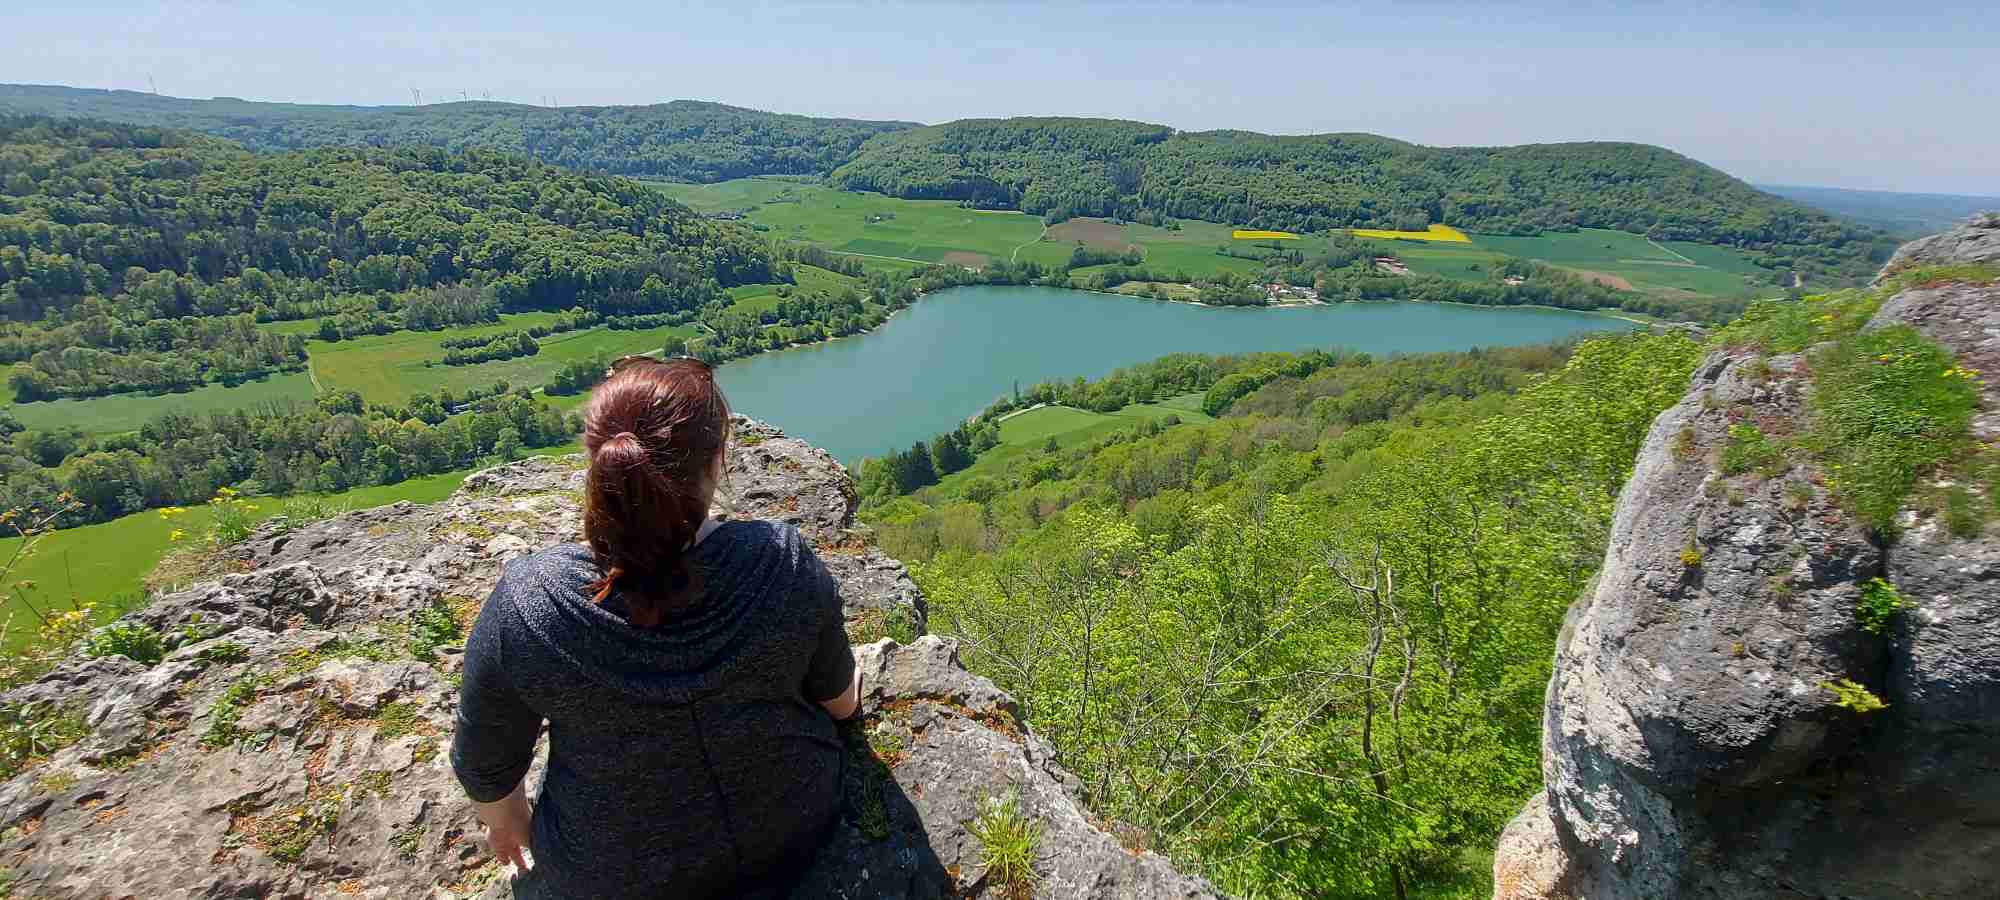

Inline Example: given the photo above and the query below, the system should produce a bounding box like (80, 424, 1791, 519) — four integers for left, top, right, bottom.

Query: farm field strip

(937, 395, 1213, 489)
(1350, 224, 1470, 242)
(309, 316, 694, 407)
(4, 371, 319, 433)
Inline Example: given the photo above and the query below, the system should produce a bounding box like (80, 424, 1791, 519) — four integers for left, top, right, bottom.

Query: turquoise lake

(717, 285, 1637, 463)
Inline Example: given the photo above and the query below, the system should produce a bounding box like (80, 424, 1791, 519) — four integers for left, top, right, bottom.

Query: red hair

(580, 358, 730, 625)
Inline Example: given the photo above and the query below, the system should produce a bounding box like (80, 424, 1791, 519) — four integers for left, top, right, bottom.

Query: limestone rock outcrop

(1877, 211, 2000, 280)
(0, 419, 1216, 899)
(1493, 226, 2000, 898)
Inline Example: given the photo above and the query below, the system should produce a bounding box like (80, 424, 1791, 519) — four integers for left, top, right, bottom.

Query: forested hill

(0, 84, 918, 182)
(830, 117, 1890, 276)
(0, 115, 773, 398)
(4, 86, 1890, 278)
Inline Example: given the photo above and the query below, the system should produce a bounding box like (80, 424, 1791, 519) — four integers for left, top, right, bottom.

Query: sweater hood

(501, 522, 799, 704)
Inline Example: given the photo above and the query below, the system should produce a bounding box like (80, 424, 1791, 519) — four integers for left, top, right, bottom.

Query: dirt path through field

(1010, 223, 1049, 263)
(842, 250, 933, 266)
(1646, 238, 1697, 264)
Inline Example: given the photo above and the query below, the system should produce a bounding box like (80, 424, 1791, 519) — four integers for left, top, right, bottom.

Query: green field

(654, 179, 1043, 266)
(645, 175, 814, 214)
(656, 179, 1777, 303)
(932, 395, 1212, 490)
(310, 313, 696, 407)
(5, 371, 318, 434)
(0, 463, 512, 648)
(1359, 227, 1776, 300)
(257, 318, 326, 336)
(656, 179, 1270, 281)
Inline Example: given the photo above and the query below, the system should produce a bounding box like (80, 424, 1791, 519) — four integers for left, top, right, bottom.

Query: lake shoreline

(715, 283, 1650, 379)
(717, 283, 1640, 464)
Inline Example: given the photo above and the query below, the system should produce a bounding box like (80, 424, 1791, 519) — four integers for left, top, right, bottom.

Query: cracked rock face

(1877, 212, 2000, 281)
(0, 419, 1214, 899)
(1493, 233, 2000, 899)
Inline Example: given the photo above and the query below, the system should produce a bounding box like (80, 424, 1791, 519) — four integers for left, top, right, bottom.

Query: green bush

(200, 677, 262, 749)
(1808, 326, 1977, 531)
(406, 602, 463, 663)
(0, 702, 88, 779)
(1719, 424, 1784, 477)
(968, 793, 1042, 899)
(85, 622, 165, 666)
(1856, 578, 1905, 635)
(1824, 678, 1887, 713)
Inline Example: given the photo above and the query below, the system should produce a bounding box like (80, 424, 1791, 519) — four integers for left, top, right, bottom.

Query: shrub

(406, 602, 463, 663)
(207, 487, 260, 545)
(1824, 678, 1887, 713)
(1807, 326, 1977, 531)
(85, 622, 165, 666)
(1940, 485, 1986, 538)
(968, 793, 1041, 900)
(196, 641, 249, 664)
(0, 702, 89, 779)
(201, 677, 262, 749)
(272, 495, 348, 532)
(1856, 578, 1905, 635)
(1719, 424, 1784, 477)
(1672, 425, 1699, 461)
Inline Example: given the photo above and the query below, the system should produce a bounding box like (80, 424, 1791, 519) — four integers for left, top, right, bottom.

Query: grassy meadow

(308, 314, 696, 407)
(1364, 227, 1776, 300)
(928, 394, 1213, 491)
(5, 371, 319, 433)
(655, 178, 1774, 306)
(655, 178, 1044, 267)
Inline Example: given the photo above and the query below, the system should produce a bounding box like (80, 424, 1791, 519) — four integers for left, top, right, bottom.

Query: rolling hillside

(1758, 182, 2000, 237)
(0, 83, 918, 182)
(830, 118, 1896, 282)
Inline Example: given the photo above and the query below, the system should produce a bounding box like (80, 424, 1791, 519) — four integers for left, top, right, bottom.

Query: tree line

(0, 86, 917, 183)
(827, 118, 1899, 284)
(6, 314, 307, 400)
(0, 116, 775, 398)
(0, 384, 576, 526)
(439, 331, 538, 366)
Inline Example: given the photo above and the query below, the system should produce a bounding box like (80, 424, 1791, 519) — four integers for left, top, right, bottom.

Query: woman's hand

(474, 782, 534, 871)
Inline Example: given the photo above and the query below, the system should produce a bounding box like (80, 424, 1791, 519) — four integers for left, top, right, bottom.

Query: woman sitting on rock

(450, 355, 861, 899)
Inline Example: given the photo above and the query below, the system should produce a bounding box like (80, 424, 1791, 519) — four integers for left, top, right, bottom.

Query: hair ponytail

(580, 360, 730, 624)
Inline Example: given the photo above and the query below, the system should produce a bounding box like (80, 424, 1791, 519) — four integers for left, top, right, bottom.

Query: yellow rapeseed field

(1349, 224, 1471, 243)
(1231, 229, 1299, 240)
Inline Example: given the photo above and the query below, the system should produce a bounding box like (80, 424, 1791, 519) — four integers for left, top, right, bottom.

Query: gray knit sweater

(450, 520, 857, 899)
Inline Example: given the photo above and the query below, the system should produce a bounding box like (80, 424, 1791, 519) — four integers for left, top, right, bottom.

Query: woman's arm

(450, 587, 543, 868)
(818, 667, 861, 721)
(473, 781, 533, 871)
(801, 543, 861, 720)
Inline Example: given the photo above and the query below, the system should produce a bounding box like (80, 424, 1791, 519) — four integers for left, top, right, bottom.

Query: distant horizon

(16, 81, 2000, 207)
(6, 2, 1995, 195)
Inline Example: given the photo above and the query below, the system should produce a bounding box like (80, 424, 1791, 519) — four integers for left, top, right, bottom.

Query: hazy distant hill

(0, 84, 918, 182)
(1, 84, 1894, 282)
(1758, 183, 2000, 237)
(833, 117, 1894, 281)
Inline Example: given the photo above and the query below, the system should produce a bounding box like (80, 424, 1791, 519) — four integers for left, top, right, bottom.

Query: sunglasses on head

(607, 354, 711, 376)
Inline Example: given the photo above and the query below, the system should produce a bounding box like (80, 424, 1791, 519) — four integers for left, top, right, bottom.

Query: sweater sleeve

(450, 584, 544, 803)
(799, 544, 857, 703)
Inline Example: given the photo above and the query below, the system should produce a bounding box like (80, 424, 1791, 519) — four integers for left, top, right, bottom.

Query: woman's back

(451, 519, 856, 899)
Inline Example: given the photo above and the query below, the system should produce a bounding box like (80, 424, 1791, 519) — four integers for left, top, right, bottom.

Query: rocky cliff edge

(1493, 216, 2000, 898)
(0, 418, 1217, 899)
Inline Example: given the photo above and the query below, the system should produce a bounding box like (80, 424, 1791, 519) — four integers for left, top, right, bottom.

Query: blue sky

(6, 1, 1997, 194)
